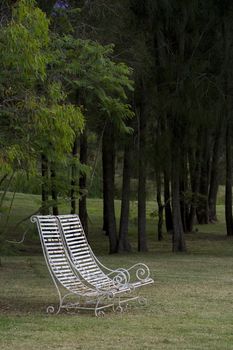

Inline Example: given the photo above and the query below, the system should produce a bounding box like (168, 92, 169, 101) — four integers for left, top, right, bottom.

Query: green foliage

(0, 0, 49, 84)
(31, 96, 84, 158)
(0, 0, 85, 175)
(0, 0, 50, 175)
(51, 35, 134, 131)
(0, 0, 135, 215)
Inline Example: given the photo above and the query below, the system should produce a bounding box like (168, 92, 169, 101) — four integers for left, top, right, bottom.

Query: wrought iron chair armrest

(119, 263, 151, 283)
(89, 245, 151, 284)
(106, 269, 130, 288)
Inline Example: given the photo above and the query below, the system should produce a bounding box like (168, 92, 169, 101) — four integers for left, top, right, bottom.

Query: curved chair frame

(31, 215, 154, 316)
(57, 215, 154, 291)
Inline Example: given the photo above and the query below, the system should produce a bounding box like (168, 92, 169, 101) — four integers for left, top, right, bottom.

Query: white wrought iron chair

(57, 214, 154, 291)
(31, 215, 153, 316)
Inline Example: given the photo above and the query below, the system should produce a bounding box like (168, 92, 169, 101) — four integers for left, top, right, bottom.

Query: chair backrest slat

(33, 215, 95, 294)
(57, 215, 113, 289)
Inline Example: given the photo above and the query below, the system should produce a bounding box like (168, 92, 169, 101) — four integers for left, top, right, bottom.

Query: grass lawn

(0, 193, 233, 349)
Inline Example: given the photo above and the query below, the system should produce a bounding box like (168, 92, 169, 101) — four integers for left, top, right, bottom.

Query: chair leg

(94, 295, 115, 317)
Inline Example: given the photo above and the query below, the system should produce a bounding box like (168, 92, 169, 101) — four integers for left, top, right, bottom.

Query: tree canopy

(1, 0, 233, 254)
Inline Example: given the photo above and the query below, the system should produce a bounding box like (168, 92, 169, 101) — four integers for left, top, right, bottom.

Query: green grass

(0, 193, 233, 349)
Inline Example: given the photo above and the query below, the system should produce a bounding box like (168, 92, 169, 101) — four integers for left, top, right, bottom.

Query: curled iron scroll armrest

(107, 269, 130, 288)
(117, 263, 151, 283)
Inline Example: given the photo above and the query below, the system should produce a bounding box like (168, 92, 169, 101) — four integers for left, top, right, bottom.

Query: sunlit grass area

(0, 192, 228, 255)
(0, 193, 233, 349)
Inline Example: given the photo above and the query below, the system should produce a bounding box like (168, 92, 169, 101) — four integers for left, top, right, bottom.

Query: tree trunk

(137, 90, 148, 252)
(171, 148, 186, 252)
(187, 144, 201, 232)
(102, 169, 108, 233)
(208, 120, 223, 222)
(118, 141, 132, 252)
(0, 174, 8, 188)
(51, 162, 59, 215)
(102, 124, 118, 253)
(41, 153, 49, 215)
(164, 170, 173, 233)
(223, 17, 233, 236)
(156, 171, 163, 241)
(71, 137, 78, 214)
(225, 122, 233, 236)
(180, 152, 189, 232)
(79, 130, 88, 235)
(196, 130, 210, 224)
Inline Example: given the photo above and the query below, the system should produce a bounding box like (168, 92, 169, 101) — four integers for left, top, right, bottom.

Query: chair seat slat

(65, 234, 81, 239)
(72, 249, 89, 255)
(66, 236, 85, 242)
(62, 228, 82, 234)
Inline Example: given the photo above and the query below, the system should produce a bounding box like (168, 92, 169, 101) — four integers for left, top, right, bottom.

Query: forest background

(1, 0, 233, 256)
